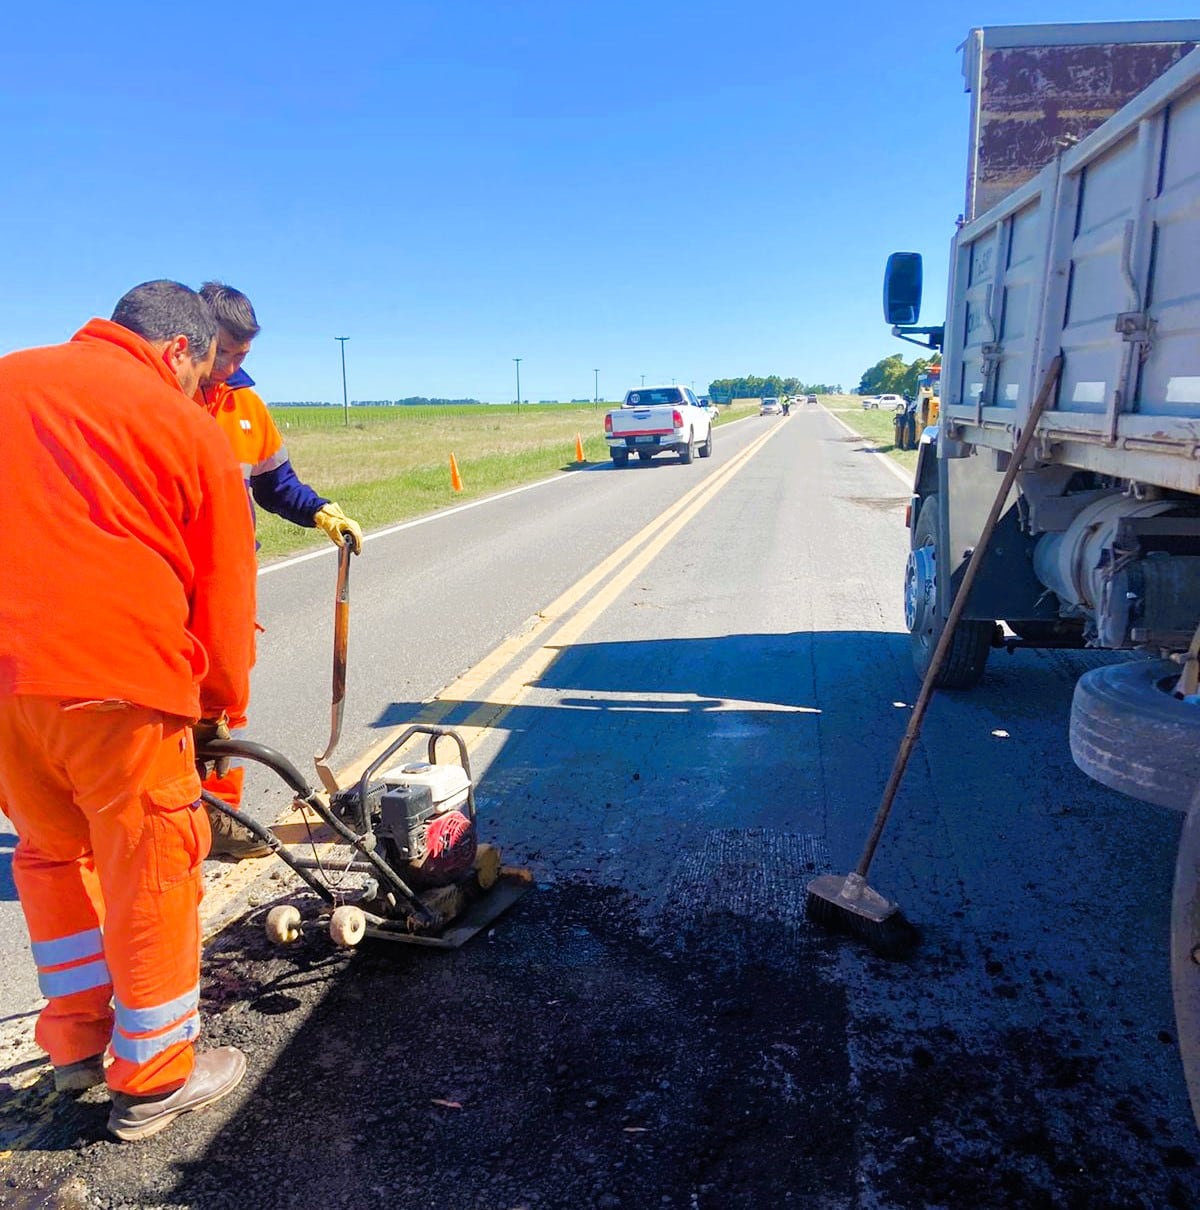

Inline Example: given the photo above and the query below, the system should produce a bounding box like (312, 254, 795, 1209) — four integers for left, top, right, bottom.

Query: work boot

(107, 1046, 247, 1142)
(206, 806, 272, 860)
(54, 1053, 105, 1094)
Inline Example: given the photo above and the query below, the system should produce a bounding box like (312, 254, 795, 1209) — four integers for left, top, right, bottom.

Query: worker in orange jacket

(0, 281, 258, 1141)
(194, 282, 362, 859)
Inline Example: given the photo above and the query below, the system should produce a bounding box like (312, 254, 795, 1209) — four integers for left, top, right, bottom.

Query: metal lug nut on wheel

(329, 904, 367, 948)
(265, 904, 302, 945)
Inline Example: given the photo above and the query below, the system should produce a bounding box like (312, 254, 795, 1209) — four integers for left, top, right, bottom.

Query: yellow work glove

(313, 502, 363, 554)
(192, 715, 232, 778)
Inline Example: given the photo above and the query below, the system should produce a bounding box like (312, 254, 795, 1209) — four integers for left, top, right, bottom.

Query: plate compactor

(198, 727, 530, 950)
(196, 542, 529, 951)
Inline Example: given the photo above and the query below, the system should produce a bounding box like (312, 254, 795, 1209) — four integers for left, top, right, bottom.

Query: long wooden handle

(316, 541, 353, 770)
(855, 354, 1063, 878)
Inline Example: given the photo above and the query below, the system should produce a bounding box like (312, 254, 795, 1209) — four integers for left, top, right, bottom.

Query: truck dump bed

(963, 21, 1200, 221)
(943, 46, 1200, 494)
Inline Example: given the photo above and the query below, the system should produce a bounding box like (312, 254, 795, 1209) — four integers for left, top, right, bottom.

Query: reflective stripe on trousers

(31, 926, 113, 999)
(112, 986, 201, 1064)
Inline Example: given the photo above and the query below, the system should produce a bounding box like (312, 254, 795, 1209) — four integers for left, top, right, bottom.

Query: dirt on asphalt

(2, 861, 1199, 1210)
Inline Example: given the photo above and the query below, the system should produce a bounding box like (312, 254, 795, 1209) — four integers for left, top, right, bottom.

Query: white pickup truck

(604, 385, 713, 466)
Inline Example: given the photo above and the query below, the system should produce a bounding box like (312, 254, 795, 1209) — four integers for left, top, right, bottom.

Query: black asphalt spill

(0, 873, 857, 1209)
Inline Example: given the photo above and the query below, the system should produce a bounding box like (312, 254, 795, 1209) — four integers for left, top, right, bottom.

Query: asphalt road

(2, 409, 1198, 1208)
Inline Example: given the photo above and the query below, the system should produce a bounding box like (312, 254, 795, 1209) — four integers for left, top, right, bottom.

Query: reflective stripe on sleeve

(252, 447, 289, 476)
(31, 927, 104, 968)
(38, 956, 112, 999)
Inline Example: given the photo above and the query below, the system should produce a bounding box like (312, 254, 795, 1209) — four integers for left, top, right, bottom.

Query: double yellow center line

(201, 420, 786, 932)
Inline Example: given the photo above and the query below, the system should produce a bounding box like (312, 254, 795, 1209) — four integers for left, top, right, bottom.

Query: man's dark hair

(111, 280, 216, 360)
(198, 281, 261, 342)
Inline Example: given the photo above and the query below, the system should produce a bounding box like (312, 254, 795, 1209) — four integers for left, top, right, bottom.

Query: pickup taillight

(604, 414, 613, 435)
(672, 409, 683, 428)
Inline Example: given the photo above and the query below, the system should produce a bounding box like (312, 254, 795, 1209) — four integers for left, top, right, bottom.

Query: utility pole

(640, 374, 645, 387)
(335, 337, 350, 425)
(593, 368, 599, 406)
(514, 358, 522, 412)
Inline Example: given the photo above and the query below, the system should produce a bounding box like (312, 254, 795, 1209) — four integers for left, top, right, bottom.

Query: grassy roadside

(821, 395, 918, 479)
(256, 399, 761, 560)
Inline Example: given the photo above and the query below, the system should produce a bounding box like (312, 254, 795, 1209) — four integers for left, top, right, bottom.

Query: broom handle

(855, 353, 1063, 878)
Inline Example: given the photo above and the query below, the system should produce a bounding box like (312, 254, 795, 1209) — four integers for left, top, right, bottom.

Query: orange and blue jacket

(0, 319, 257, 721)
(198, 368, 327, 529)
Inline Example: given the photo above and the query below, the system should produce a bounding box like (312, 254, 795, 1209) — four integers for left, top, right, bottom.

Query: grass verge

(822, 396, 919, 479)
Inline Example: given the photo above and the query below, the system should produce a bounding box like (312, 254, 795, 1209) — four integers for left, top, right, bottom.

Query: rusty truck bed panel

(962, 23, 1200, 221)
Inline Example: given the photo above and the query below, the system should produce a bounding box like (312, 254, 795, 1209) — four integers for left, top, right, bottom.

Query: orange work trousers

(0, 695, 210, 1097)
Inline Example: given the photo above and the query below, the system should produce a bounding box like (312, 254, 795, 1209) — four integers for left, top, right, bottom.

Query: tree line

(857, 354, 940, 398)
(707, 376, 842, 402)
(271, 397, 484, 408)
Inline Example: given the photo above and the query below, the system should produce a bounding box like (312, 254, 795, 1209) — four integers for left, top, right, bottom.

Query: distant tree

(858, 353, 944, 397)
(858, 354, 909, 396)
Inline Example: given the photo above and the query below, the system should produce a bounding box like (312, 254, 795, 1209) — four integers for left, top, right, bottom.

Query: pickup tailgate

(608, 406, 677, 436)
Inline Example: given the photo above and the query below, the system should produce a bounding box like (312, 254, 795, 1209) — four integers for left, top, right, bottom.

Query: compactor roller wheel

(473, 842, 502, 891)
(329, 904, 367, 948)
(265, 905, 302, 945)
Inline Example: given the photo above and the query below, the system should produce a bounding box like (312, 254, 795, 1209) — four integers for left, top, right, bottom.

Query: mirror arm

(891, 324, 944, 353)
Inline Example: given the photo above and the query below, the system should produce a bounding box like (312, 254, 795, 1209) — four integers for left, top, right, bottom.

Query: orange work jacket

(0, 319, 256, 720)
(197, 372, 326, 529)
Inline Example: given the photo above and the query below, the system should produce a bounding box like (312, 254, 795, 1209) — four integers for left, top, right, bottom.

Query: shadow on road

(0, 831, 16, 901)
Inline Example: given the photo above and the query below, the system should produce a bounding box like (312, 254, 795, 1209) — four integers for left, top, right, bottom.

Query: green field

(256, 399, 761, 560)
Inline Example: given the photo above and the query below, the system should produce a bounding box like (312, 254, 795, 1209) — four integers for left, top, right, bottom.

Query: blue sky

(2, 2, 1196, 403)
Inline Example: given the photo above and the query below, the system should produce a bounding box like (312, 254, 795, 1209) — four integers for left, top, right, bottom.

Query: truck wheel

(612, 449, 628, 466)
(679, 433, 695, 464)
(1070, 658, 1200, 811)
(905, 495, 993, 689)
(699, 428, 713, 458)
(1171, 788, 1200, 1131)
(638, 451, 654, 461)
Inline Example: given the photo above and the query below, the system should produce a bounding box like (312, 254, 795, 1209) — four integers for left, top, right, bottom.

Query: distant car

(862, 393, 904, 410)
(701, 400, 720, 425)
(760, 397, 783, 416)
(806, 394, 818, 405)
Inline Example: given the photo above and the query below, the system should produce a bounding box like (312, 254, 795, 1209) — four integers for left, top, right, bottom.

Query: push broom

(806, 354, 1063, 955)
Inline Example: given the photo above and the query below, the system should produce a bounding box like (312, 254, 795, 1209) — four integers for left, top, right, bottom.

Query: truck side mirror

(884, 252, 923, 326)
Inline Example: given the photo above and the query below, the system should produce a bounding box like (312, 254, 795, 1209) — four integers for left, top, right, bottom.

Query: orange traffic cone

(575, 434, 585, 463)
(450, 453, 464, 492)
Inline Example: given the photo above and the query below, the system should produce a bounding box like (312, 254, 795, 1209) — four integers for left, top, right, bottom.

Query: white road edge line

(820, 407, 915, 489)
(260, 471, 583, 575)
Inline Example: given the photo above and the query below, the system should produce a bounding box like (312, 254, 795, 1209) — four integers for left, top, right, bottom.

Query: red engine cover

(409, 810, 477, 887)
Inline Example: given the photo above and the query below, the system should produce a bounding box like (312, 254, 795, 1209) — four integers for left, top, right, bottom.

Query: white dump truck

(885, 22, 1200, 1121)
(887, 21, 1200, 807)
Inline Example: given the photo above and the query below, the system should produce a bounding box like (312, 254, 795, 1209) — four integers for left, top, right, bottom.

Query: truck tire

(700, 427, 713, 458)
(679, 433, 695, 464)
(612, 449, 629, 466)
(1171, 787, 1200, 1131)
(906, 495, 993, 689)
(1070, 658, 1200, 811)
